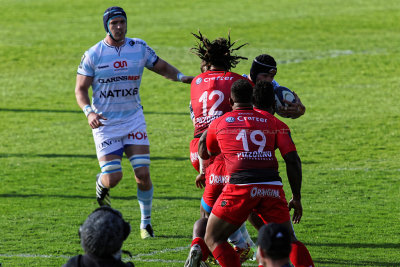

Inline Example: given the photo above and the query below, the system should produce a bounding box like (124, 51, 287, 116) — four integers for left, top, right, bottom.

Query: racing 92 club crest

(225, 117, 235, 123)
(195, 77, 202, 85)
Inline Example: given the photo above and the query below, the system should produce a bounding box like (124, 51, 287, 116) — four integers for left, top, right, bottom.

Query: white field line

(0, 245, 258, 265)
(0, 253, 184, 263)
(0, 246, 190, 264)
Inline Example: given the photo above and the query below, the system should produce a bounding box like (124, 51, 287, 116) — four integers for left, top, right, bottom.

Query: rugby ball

(274, 86, 296, 118)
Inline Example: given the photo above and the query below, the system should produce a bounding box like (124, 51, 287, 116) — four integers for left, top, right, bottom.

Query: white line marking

(0, 254, 185, 263)
(0, 254, 70, 259)
(133, 245, 189, 257)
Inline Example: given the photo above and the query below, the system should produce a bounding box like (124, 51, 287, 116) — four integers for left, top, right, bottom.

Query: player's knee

(129, 154, 150, 170)
(130, 154, 150, 180)
(99, 159, 123, 187)
(204, 232, 215, 248)
(100, 159, 122, 175)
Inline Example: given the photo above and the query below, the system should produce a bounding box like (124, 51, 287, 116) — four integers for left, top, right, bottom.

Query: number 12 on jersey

(199, 90, 224, 116)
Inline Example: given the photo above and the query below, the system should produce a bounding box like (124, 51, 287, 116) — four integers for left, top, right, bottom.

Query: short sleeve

(144, 43, 159, 69)
(275, 120, 296, 156)
(77, 51, 95, 77)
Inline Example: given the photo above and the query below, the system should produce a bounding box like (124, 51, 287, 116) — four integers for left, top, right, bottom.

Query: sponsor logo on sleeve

(79, 54, 86, 69)
(196, 77, 202, 85)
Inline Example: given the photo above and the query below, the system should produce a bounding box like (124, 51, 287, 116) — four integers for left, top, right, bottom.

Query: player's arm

(195, 130, 210, 188)
(283, 151, 303, 224)
(278, 91, 306, 119)
(276, 120, 303, 223)
(150, 58, 194, 84)
(75, 74, 106, 129)
(206, 126, 221, 158)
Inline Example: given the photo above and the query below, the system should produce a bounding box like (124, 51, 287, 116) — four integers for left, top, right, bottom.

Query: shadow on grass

(0, 193, 199, 201)
(0, 108, 188, 116)
(0, 153, 188, 161)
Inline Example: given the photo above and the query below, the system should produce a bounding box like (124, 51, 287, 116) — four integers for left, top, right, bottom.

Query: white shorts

(92, 110, 150, 158)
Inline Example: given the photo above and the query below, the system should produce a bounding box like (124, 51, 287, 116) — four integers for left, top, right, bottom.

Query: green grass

(1, 0, 399, 266)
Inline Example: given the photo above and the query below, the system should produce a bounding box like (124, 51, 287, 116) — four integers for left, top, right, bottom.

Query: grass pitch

(0, 0, 399, 266)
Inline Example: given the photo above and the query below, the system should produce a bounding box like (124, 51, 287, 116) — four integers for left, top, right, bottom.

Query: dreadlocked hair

(191, 30, 248, 71)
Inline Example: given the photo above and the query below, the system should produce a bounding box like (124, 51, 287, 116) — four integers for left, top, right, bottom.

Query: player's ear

(257, 246, 265, 259)
(229, 97, 234, 107)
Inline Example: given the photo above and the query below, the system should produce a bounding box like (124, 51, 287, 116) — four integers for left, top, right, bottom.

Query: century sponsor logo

(250, 187, 280, 198)
(237, 116, 267, 123)
(98, 75, 141, 83)
(237, 150, 273, 160)
(209, 173, 230, 185)
(99, 88, 139, 98)
(203, 76, 234, 82)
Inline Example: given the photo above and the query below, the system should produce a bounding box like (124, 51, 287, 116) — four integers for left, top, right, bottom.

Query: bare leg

(204, 213, 241, 267)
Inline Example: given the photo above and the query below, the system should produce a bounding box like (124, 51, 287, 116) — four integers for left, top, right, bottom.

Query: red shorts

(189, 138, 200, 173)
(201, 154, 229, 213)
(212, 183, 290, 226)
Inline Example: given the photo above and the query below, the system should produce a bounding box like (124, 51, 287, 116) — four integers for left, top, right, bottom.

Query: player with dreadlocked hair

(185, 31, 254, 267)
(190, 31, 248, 72)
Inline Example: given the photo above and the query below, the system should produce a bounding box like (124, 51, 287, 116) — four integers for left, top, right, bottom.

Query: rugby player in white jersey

(75, 6, 193, 239)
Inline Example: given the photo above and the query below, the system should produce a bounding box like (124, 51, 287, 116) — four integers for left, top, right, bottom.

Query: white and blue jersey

(78, 38, 158, 126)
(78, 38, 158, 154)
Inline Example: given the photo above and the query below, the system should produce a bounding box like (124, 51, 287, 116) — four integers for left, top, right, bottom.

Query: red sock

(212, 242, 241, 267)
(290, 240, 314, 267)
(192, 237, 209, 261)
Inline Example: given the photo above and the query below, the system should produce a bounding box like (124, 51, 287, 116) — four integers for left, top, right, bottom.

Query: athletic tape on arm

(129, 154, 150, 169)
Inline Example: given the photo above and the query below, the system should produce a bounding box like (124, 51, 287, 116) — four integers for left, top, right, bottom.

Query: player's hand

(181, 75, 194, 84)
(88, 113, 107, 129)
(288, 198, 303, 224)
(278, 91, 305, 119)
(195, 173, 206, 189)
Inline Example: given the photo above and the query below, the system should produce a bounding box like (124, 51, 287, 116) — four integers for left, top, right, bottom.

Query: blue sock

(137, 186, 153, 229)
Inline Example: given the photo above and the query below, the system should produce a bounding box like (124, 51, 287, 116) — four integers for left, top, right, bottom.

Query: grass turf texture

(0, 0, 399, 266)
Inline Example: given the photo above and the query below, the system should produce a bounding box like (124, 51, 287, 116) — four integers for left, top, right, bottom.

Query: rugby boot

(140, 224, 155, 239)
(234, 243, 252, 263)
(96, 173, 111, 207)
(184, 244, 206, 267)
(205, 253, 218, 266)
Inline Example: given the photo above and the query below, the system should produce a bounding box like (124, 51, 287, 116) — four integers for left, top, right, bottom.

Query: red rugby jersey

(206, 107, 296, 184)
(190, 71, 248, 137)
